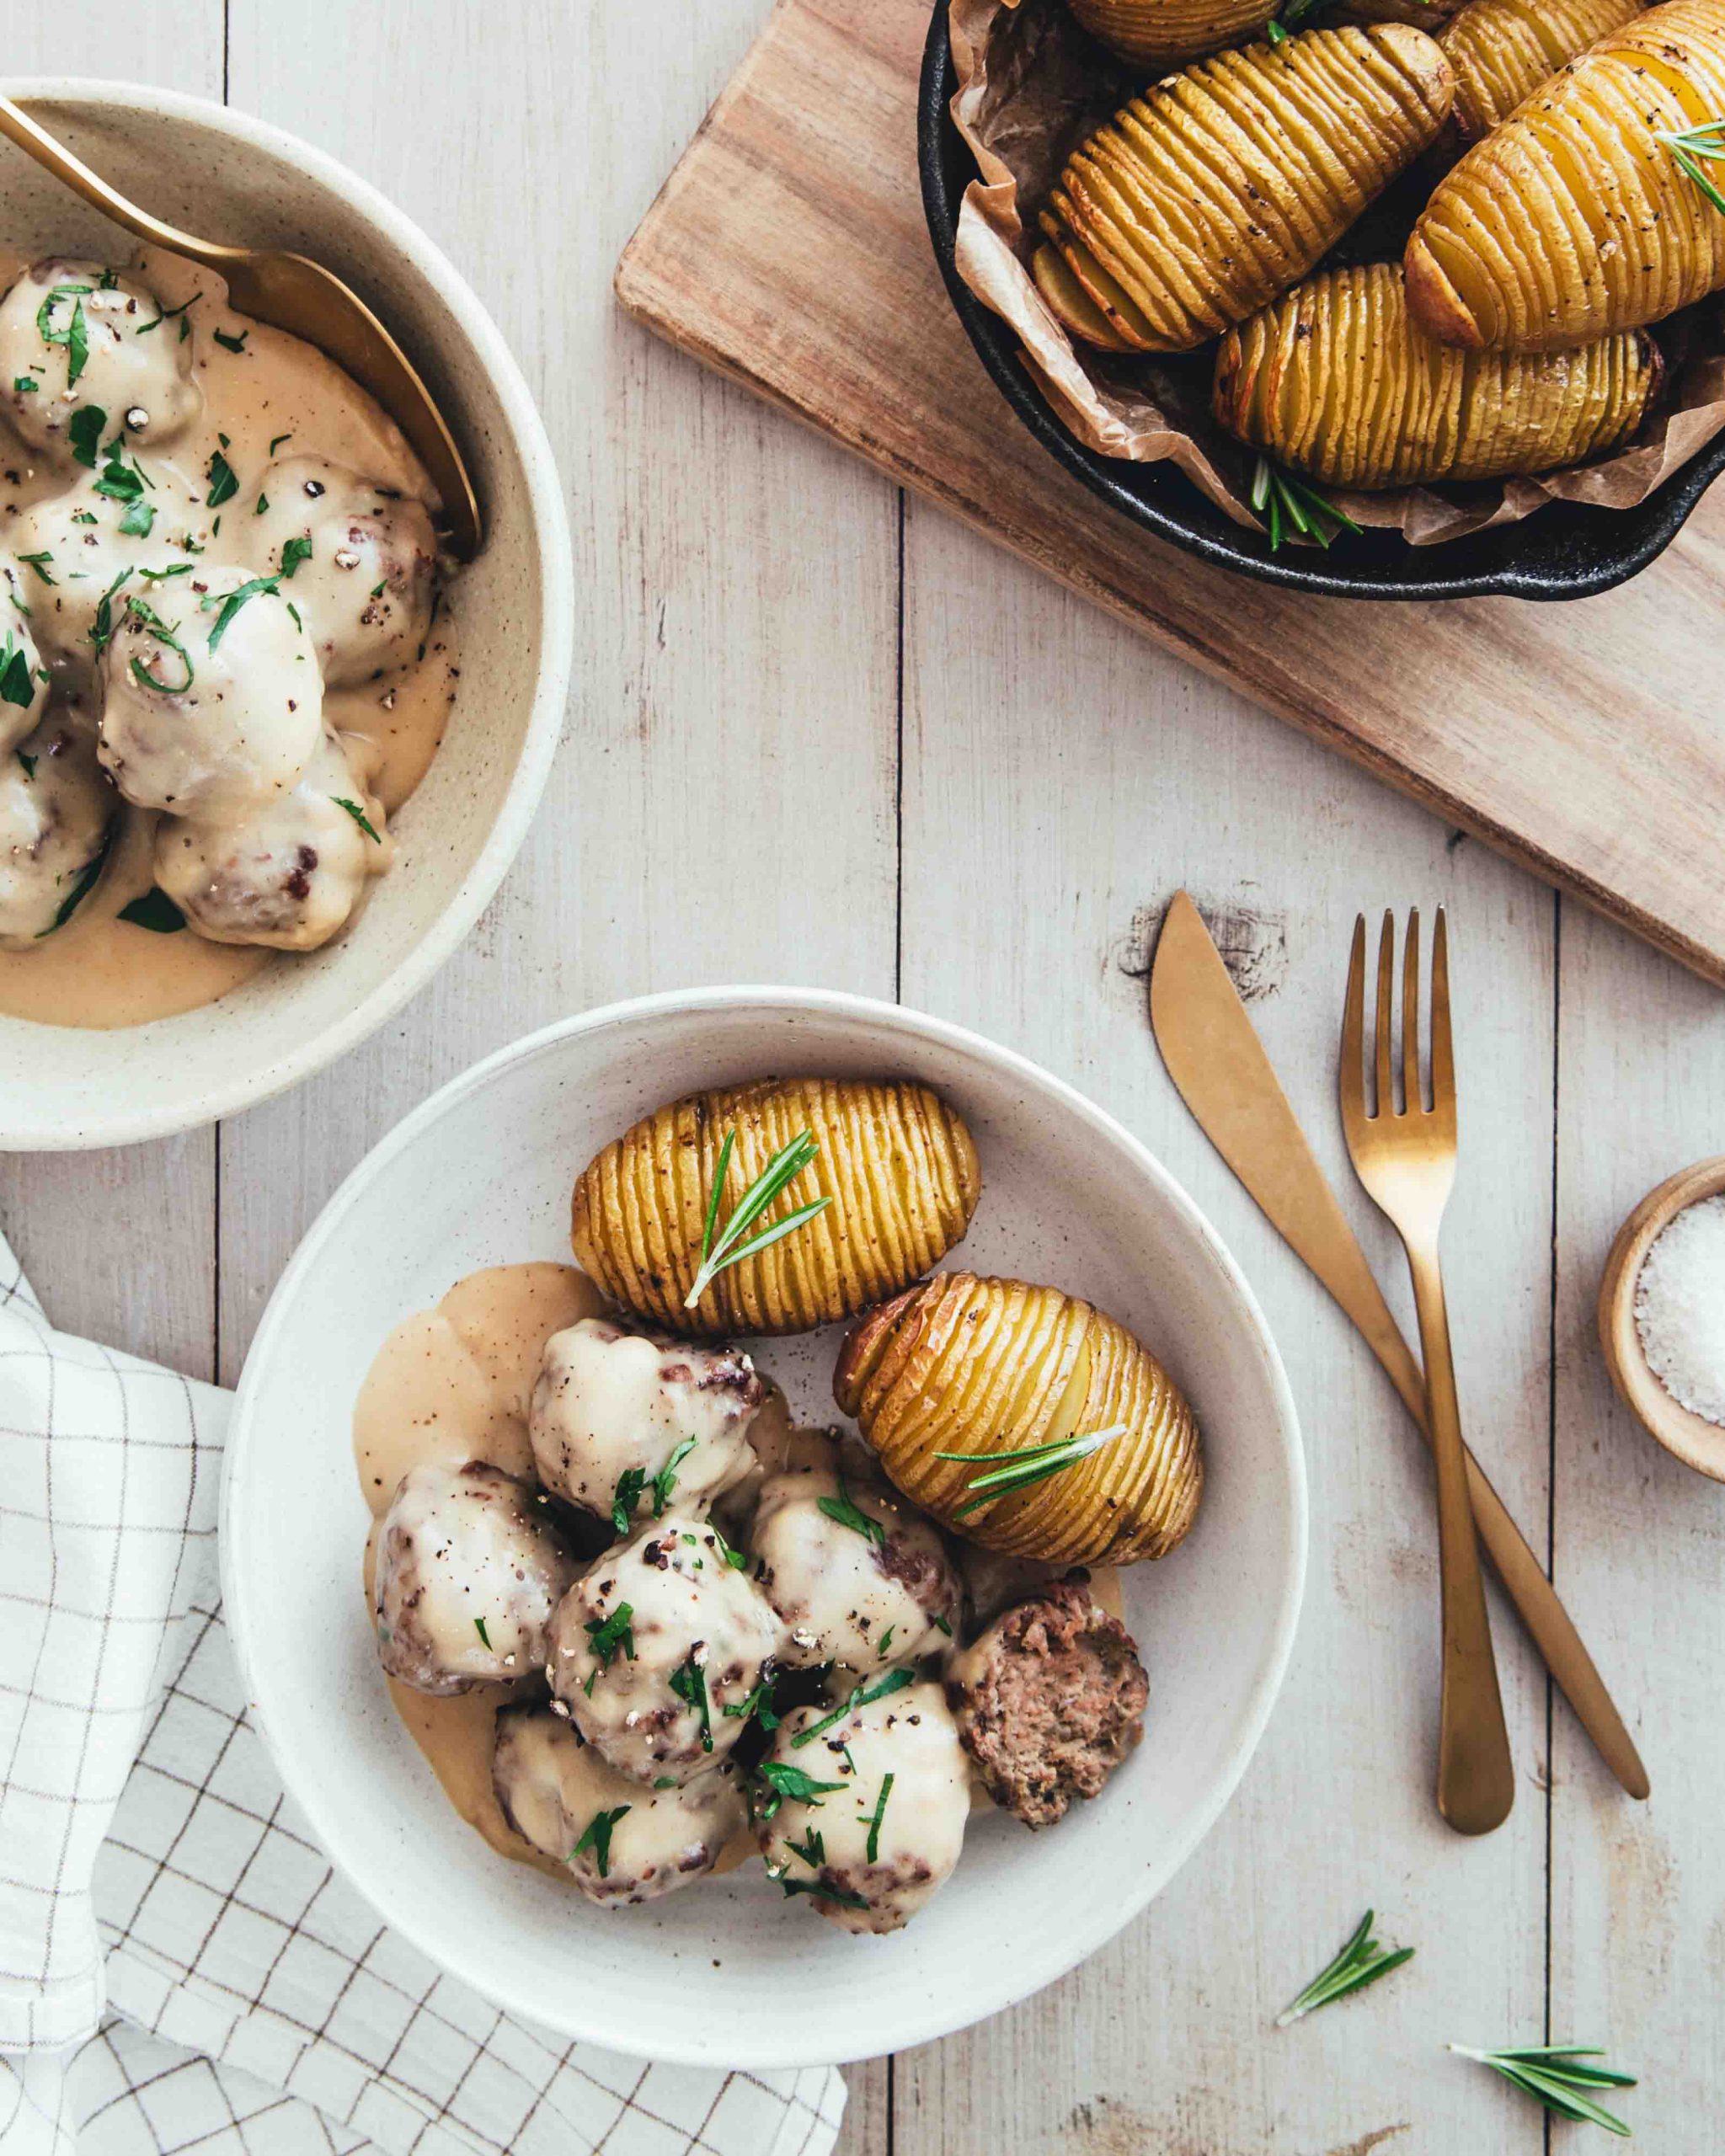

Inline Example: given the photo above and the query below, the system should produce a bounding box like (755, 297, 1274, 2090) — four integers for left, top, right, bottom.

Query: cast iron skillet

(918, 5, 1725, 601)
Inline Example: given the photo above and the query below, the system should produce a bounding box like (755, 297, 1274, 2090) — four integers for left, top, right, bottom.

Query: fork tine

(1431, 905, 1455, 1111)
(1375, 909, 1395, 1118)
(1402, 908, 1422, 1115)
(1341, 914, 1367, 1126)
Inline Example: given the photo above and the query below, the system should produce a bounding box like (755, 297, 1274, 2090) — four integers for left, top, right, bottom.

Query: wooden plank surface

(3, 1, 1719, 2151)
(616, 0, 1725, 989)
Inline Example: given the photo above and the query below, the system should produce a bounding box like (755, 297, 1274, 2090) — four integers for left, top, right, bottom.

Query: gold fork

(1341, 909, 1515, 1836)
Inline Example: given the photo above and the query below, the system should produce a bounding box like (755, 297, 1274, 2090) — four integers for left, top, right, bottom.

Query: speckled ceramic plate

(222, 988, 1306, 2068)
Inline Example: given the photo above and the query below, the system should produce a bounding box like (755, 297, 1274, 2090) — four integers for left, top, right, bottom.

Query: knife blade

(1150, 889, 1648, 1800)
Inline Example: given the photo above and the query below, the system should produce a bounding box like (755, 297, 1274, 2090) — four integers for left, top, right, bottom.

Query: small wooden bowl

(1598, 1156, 1725, 1482)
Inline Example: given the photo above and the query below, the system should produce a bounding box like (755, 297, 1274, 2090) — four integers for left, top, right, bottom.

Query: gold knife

(1150, 890, 1648, 1799)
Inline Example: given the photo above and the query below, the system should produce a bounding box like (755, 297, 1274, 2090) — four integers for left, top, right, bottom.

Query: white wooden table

(6, 5, 1722, 2149)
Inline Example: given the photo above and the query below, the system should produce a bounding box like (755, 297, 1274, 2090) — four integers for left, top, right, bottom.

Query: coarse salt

(1633, 1194, 1725, 1425)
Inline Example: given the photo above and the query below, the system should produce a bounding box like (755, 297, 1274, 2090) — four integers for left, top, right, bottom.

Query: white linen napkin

(0, 1235, 846, 2156)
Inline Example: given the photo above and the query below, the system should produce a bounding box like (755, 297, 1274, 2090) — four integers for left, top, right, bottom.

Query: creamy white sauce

(0, 245, 457, 1028)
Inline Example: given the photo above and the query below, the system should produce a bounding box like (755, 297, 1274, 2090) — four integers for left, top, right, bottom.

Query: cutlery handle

(1406, 1240, 1516, 1835)
(0, 97, 236, 269)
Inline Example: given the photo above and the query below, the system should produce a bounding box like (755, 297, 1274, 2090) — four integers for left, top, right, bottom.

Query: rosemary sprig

(936, 1423, 1130, 1522)
(1275, 1910, 1413, 2027)
(1449, 2045, 1636, 2137)
(683, 1126, 832, 1311)
(1657, 120, 1725, 217)
(1251, 456, 1362, 552)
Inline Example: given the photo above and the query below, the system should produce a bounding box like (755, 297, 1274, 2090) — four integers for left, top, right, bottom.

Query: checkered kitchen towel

(0, 1236, 846, 2156)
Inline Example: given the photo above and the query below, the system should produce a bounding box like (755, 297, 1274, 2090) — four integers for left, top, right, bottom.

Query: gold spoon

(0, 94, 482, 558)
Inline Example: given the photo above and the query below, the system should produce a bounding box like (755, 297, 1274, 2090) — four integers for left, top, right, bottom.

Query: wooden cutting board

(617, 0, 1725, 985)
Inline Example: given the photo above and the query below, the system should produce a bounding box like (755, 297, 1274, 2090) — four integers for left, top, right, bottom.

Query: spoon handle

(0, 96, 243, 270)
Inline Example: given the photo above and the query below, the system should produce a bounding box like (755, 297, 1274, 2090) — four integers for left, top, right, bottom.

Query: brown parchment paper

(949, 0, 1725, 544)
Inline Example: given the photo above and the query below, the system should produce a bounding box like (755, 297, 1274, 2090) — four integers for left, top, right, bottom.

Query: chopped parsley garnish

(37, 283, 93, 386)
(790, 1665, 916, 1750)
(88, 568, 134, 657)
(15, 750, 35, 779)
(722, 1671, 782, 1729)
(268, 431, 291, 454)
(709, 1524, 748, 1572)
(204, 574, 280, 651)
(93, 437, 149, 508)
(569, 1805, 629, 1879)
(117, 889, 187, 934)
(67, 404, 105, 469)
(334, 796, 382, 843)
(40, 828, 111, 937)
(16, 552, 56, 586)
(204, 447, 239, 507)
(610, 1465, 647, 1535)
(933, 1614, 953, 1636)
(213, 327, 249, 354)
(122, 597, 194, 694)
(13, 376, 35, 393)
(0, 636, 35, 707)
(584, 1600, 635, 1671)
(785, 1826, 825, 1870)
(280, 535, 313, 579)
(136, 292, 200, 339)
(817, 1472, 885, 1548)
(71, 510, 96, 526)
(776, 1875, 868, 1911)
(653, 1776, 677, 1790)
(876, 1626, 894, 1658)
(669, 1652, 713, 1750)
(255, 491, 269, 514)
(653, 1436, 697, 1515)
(862, 1772, 895, 1865)
(758, 1760, 846, 1807)
(473, 1615, 492, 1650)
(118, 495, 154, 539)
(370, 579, 387, 598)
(140, 563, 192, 583)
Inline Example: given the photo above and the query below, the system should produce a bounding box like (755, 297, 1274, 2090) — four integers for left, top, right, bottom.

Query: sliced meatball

(0, 716, 115, 948)
(492, 1702, 746, 1906)
(153, 728, 389, 951)
(749, 1454, 961, 1675)
(373, 1460, 579, 1697)
(545, 1512, 781, 1787)
(98, 568, 323, 813)
(946, 1578, 1147, 1828)
(0, 259, 201, 462)
(247, 457, 436, 685)
(527, 1315, 764, 1528)
(0, 611, 48, 755)
(756, 1678, 968, 1935)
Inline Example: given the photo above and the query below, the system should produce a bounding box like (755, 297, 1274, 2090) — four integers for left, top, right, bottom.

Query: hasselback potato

(833, 1273, 1203, 1566)
(1438, 0, 1646, 147)
(1214, 263, 1660, 484)
(1067, 0, 1279, 70)
(1338, 0, 1466, 24)
(1407, 0, 1725, 350)
(1033, 25, 1455, 354)
(570, 1078, 980, 1338)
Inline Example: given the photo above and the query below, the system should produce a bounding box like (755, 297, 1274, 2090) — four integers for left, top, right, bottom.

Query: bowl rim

(916, 7, 1725, 603)
(1597, 1155, 1725, 1483)
(221, 985, 1309, 2068)
(0, 77, 574, 1150)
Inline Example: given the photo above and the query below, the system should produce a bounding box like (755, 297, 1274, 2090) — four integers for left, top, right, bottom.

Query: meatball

(0, 611, 48, 755)
(528, 1315, 765, 1528)
(98, 567, 323, 812)
(545, 1512, 781, 1787)
(750, 1454, 961, 1675)
(0, 259, 201, 462)
(756, 1678, 968, 1935)
(946, 1579, 1147, 1828)
(153, 728, 389, 951)
(247, 457, 436, 686)
(372, 1460, 579, 1697)
(1, 495, 187, 673)
(0, 717, 114, 948)
(492, 1702, 746, 1906)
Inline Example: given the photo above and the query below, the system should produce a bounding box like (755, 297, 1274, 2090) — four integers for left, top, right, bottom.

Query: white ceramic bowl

(223, 989, 1306, 2068)
(0, 81, 572, 1150)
